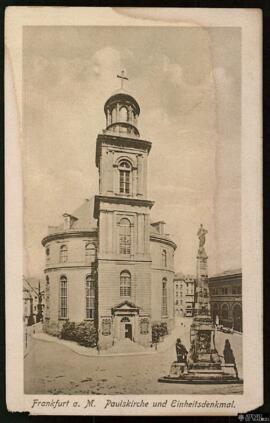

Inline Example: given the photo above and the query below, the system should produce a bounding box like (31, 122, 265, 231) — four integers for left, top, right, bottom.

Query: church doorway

(120, 316, 133, 340)
(125, 323, 132, 340)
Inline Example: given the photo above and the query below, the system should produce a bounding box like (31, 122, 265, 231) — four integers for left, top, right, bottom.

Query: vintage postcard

(5, 7, 263, 416)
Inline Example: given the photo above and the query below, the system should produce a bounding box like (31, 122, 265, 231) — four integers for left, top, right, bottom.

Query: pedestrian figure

(176, 338, 188, 364)
(223, 339, 239, 378)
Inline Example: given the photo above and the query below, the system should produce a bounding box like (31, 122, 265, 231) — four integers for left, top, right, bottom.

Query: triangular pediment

(112, 300, 140, 314)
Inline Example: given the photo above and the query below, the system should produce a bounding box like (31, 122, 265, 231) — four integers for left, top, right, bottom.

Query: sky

(23, 26, 241, 278)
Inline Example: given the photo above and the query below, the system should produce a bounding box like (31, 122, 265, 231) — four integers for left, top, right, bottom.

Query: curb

(31, 330, 179, 358)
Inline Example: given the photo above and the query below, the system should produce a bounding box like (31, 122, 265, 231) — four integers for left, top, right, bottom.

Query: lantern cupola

(104, 70, 140, 138)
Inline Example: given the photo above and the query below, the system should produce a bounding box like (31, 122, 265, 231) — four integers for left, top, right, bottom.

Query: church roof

(209, 268, 242, 278)
(51, 197, 97, 234)
(46, 197, 175, 249)
(104, 90, 140, 115)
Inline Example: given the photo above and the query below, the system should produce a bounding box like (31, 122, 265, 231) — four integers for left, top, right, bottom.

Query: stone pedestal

(169, 362, 188, 377)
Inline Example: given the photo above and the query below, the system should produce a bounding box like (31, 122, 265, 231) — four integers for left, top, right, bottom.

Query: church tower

(94, 71, 154, 349)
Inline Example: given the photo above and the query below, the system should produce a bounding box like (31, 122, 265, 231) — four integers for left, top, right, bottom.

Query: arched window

(120, 106, 128, 122)
(85, 243, 96, 264)
(120, 271, 131, 297)
(59, 276, 68, 318)
(221, 303, 229, 320)
(86, 275, 95, 319)
(162, 278, 168, 317)
(119, 160, 131, 194)
(162, 250, 167, 267)
(112, 107, 117, 123)
(59, 245, 68, 263)
(119, 218, 131, 255)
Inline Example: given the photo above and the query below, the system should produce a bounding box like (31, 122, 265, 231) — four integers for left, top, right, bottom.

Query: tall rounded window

(86, 275, 95, 319)
(162, 250, 167, 267)
(59, 276, 68, 318)
(119, 160, 131, 194)
(119, 218, 131, 255)
(120, 271, 131, 297)
(59, 245, 68, 263)
(162, 278, 168, 317)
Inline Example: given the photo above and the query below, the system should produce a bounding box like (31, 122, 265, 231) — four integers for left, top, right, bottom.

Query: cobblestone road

(24, 321, 243, 395)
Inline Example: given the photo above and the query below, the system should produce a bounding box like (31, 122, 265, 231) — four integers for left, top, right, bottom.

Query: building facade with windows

(208, 269, 242, 332)
(42, 82, 177, 349)
(23, 278, 45, 325)
(173, 273, 195, 317)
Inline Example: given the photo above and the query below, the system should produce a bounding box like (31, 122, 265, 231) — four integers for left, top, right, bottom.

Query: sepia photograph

(5, 7, 262, 416)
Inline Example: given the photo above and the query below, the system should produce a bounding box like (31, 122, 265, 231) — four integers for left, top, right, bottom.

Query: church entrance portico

(111, 300, 151, 347)
(112, 301, 139, 342)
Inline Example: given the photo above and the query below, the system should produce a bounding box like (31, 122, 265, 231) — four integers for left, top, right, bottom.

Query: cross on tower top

(117, 69, 128, 89)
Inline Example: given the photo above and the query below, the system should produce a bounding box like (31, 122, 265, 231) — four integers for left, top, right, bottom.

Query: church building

(42, 72, 177, 349)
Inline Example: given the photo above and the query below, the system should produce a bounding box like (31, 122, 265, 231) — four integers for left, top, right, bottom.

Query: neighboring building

(209, 269, 242, 332)
(23, 287, 32, 325)
(42, 76, 177, 349)
(173, 273, 195, 317)
(23, 278, 45, 325)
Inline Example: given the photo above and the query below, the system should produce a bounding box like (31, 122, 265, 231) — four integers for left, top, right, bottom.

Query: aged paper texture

(5, 7, 262, 416)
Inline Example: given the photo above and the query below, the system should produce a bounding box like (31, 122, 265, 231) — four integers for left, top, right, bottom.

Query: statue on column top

(197, 224, 208, 257)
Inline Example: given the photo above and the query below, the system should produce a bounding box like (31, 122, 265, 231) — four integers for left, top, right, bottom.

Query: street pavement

(24, 318, 243, 395)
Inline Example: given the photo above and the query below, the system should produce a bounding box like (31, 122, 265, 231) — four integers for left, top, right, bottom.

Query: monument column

(159, 224, 242, 384)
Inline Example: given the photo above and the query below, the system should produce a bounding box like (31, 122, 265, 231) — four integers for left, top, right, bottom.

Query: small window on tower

(119, 106, 128, 122)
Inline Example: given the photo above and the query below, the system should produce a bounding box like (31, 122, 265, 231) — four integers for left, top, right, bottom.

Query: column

(128, 105, 133, 124)
(107, 151, 114, 193)
(112, 212, 116, 253)
(137, 155, 143, 195)
(107, 212, 113, 253)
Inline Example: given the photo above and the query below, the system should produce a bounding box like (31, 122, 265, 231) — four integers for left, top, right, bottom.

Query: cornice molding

(41, 230, 97, 246)
(94, 195, 154, 218)
(95, 133, 152, 167)
(150, 233, 177, 250)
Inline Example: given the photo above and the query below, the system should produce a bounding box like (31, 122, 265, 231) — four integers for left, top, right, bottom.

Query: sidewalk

(32, 324, 183, 358)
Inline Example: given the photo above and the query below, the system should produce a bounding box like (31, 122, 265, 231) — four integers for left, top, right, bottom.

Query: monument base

(158, 361, 243, 384)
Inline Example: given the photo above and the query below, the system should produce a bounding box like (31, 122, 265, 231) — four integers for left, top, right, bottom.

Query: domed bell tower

(94, 70, 154, 349)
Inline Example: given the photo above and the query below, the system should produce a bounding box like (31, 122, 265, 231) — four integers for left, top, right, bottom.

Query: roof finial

(117, 69, 128, 89)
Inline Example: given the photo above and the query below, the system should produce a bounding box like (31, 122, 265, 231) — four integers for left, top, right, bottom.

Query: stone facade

(173, 273, 195, 317)
(208, 270, 242, 332)
(42, 84, 177, 349)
